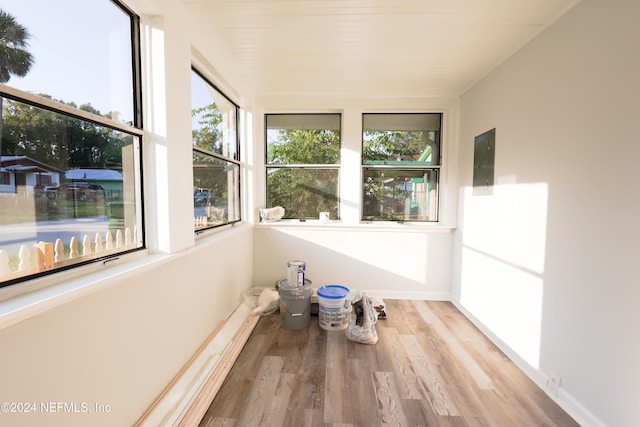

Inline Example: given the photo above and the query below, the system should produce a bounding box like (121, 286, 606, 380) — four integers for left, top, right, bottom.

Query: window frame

(361, 112, 442, 223)
(191, 67, 242, 233)
(264, 113, 342, 220)
(0, 2, 144, 288)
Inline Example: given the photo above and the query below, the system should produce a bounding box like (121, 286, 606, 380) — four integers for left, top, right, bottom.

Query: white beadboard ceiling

(181, 0, 580, 100)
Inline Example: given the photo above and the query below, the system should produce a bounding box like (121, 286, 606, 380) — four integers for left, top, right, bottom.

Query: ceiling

(181, 0, 579, 101)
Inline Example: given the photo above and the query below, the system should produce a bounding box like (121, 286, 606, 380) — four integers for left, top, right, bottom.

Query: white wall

(0, 228, 252, 427)
(454, 0, 640, 426)
(0, 1, 256, 426)
(254, 224, 453, 299)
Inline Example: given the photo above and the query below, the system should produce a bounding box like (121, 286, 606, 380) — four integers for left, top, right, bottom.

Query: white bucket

(317, 285, 350, 330)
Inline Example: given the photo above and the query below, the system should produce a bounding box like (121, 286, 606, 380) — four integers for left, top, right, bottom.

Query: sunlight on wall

(340, 145, 362, 220)
(462, 182, 548, 273)
(253, 225, 457, 300)
(459, 182, 548, 369)
(339, 109, 366, 224)
(145, 21, 167, 138)
(277, 227, 429, 283)
(242, 110, 254, 220)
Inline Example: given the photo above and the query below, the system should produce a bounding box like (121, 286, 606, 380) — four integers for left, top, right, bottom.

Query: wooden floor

(198, 300, 579, 427)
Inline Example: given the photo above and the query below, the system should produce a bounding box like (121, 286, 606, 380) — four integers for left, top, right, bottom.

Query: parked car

(45, 182, 105, 202)
(194, 190, 214, 206)
(44, 185, 60, 200)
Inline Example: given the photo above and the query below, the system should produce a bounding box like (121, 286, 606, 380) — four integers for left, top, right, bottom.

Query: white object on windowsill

(260, 206, 285, 222)
(319, 211, 330, 223)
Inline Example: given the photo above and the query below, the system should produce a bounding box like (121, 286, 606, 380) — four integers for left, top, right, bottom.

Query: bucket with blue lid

(316, 285, 350, 330)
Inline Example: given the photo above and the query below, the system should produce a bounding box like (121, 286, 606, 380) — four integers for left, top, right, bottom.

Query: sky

(2, 0, 227, 129)
(1, 0, 134, 123)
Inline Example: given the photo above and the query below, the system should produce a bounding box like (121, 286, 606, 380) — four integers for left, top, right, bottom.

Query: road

(0, 216, 110, 256)
(1, 207, 208, 256)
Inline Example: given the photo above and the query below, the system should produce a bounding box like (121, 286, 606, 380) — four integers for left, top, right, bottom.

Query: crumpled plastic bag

(261, 206, 285, 222)
(243, 287, 280, 316)
(346, 290, 378, 345)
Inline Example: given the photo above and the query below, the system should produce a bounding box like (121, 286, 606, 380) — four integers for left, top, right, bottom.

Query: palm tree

(0, 8, 34, 160)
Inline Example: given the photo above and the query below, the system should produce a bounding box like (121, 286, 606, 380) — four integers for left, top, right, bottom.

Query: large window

(191, 68, 240, 231)
(0, 1, 143, 287)
(362, 113, 441, 222)
(265, 114, 341, 220)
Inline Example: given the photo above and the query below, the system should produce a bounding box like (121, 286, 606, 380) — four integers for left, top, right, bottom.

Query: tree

(268, 129, 339, 165)
(2, 96, 125, 170)
(362, 130, 433, 220)
(192, 103, 223, 153)
(266, 129, 340, 218)
(363, 130, 428, 162)
(0, 9, 34, 160)
(0, 9, 32, 84)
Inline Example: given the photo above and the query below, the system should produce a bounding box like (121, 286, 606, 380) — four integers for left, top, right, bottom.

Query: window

(362, 113, 441, 222)
(265, 114, 341, 220)
(191, 68, 240, 231)
(0, 1, 143, 287)
(36, 174, 51, 186)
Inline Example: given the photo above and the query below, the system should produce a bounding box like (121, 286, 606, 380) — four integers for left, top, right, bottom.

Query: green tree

(0, 9, 32, 84)
(268, 129, 339, 165)
(192, 103, 223, 153)
(65, 103, 113, 168)
(363, 130, 428, 162)
(362, 130, 433, 220)
(0, 8, 34, 158)
(2, 96, 124, 170)
(267, 129, 340, 218)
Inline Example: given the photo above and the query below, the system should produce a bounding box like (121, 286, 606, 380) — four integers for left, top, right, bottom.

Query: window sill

(0, 250, 170, 331)
(254, 220, 456, 233)
(195, 219, 244, 239)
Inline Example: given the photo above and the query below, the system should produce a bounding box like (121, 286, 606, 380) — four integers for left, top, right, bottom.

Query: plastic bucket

(317, 285, 350, 330)
(279, 280, 313, 330)
(286, 260, 306, 287)
(277, 277, 312, 291)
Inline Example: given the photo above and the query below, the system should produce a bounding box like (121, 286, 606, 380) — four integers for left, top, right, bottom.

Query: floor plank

(372, 371, 409, 426)
(236, 355, 284, 426)
(198, 300, 579, 427)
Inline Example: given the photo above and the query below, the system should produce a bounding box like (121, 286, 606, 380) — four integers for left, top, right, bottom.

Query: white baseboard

(555, 387, 608, 427)
(134, 302, 259, 427)
(451, 298, 607, 427)
(364, 289, 452, 301)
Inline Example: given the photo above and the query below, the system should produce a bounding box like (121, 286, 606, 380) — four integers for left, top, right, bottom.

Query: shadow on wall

(253, 226, 454, 300)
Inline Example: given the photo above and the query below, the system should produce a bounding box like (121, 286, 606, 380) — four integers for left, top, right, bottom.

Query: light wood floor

(198, 300, 579, 426)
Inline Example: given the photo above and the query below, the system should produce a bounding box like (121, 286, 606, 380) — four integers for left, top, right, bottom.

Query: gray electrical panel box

(473, 128, 495, 192)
